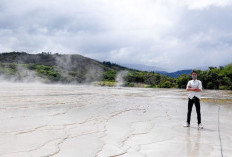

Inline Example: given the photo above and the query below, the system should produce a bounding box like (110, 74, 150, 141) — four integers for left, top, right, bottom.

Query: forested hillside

(0, 52, 231, 90)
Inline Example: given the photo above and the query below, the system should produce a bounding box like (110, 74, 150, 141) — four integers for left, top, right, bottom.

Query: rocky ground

(0, 83, 232, 157)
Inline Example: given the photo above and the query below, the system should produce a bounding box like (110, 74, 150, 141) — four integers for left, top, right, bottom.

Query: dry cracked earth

(0, 83, 232, 157)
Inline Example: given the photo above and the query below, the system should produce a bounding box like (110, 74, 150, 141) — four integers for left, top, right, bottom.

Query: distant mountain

(157, 70, 192, 78)
(158, 65, 229, 78)
(121, 63, 165, 72)
(164, 65, 229, 78)
(120, 63, 192, 78)
(120, 63, 222, 78)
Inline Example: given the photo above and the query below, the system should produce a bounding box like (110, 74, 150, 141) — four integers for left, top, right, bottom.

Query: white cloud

(184, 0, 232, 10)
(0, 0, 232, 72)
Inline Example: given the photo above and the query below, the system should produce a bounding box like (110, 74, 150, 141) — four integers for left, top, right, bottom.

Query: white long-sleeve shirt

(186, 79, 202, 99)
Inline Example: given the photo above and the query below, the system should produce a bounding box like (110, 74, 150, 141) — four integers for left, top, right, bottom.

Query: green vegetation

(103, 70, 117, 81)
(0, 52, 232, 90)
(124, 71, 175, 88)
(196, 65, 232, 90)
(123, 64, 232, 90)
(0, 63, 61, 82)
(99, 81, 116, 87)
(34, 65, 61, 81)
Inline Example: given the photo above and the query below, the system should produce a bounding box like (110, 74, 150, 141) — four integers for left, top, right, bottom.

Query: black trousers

(187, 97, 201, 124)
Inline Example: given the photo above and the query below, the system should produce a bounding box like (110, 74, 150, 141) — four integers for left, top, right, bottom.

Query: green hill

(0, 52, 231, 90)
(0, 52, 133, 83)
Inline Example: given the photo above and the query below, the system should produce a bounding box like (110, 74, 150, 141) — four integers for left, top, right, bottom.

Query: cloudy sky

(0, 0, 232, 72)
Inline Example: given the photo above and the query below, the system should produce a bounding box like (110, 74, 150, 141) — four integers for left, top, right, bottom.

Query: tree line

(102, 64, 232, 90)
(0, 52, 231, 90)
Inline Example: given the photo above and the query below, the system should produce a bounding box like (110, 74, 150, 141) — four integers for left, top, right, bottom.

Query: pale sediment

(0, 83, 232, 157)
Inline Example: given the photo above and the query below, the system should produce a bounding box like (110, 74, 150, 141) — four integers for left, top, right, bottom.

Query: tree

(177, 74, 189, 88)
(160, 81, 172, 88)
(103, 70, 116, 81)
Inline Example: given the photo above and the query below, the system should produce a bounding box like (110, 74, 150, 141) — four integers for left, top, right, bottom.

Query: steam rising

(116, 70, 128, 87)
(0, 53, 105, 84)
(54, 54, 104, 83)
(0, 64, 46, 83)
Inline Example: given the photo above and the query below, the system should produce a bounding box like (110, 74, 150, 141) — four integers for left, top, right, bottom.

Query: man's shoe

(184, 122, 190, 127)
(198, 123, 203, 129)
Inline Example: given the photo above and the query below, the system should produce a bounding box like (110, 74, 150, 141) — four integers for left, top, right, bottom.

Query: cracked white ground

(0, 83, 232, 157)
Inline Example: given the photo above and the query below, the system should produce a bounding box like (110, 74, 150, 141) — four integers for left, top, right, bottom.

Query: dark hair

(191, 70, 197, 74)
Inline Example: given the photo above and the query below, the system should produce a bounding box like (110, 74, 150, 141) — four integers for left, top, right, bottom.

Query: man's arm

(186, 81, 202, 92)
(192, 88, 201, 92)
(186, 81, 191, 91)
(186, 88, 201, 92)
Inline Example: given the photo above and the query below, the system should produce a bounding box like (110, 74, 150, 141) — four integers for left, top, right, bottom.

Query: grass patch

(99, 81, 116, 87)
(201, 98, 232, 104)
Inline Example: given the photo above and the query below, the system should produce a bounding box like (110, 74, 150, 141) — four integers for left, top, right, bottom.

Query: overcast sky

(0, 0, 232, 72)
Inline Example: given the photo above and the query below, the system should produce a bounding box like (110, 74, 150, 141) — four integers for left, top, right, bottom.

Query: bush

(27, 64, 36, 70)
(128, 82, 135, 87)
(207, 82, 214, 89)
(103, 70, 116, 81)
(219, 85, 230, 90)
(99, 81, 116, 86)
(161, 81, 172, 88)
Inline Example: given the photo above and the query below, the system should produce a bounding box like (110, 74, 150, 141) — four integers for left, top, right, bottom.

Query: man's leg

(195, 98, 201, 124)
(187, 98, 194, 124)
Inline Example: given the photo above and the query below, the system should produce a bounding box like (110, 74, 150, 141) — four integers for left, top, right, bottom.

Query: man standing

(184, 70, 203, 129)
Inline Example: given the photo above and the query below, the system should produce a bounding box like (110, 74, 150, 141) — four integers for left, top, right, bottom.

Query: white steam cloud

(116, 70, 129, 87)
